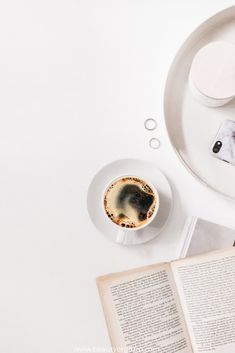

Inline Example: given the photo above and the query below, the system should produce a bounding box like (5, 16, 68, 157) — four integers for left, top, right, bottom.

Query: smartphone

(210, 120, 235, 165)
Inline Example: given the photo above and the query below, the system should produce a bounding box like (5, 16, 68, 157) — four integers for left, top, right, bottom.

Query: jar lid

(190, 41, 235, 100)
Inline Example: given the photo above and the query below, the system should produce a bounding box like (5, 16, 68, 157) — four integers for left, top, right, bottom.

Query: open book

(97, 248, 235, 353)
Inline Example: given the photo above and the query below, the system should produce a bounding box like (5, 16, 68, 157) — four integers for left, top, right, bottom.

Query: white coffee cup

(103, 175, 160, 245)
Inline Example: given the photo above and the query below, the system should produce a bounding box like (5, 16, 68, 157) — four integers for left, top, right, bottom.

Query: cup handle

(116, 229, 128, 244)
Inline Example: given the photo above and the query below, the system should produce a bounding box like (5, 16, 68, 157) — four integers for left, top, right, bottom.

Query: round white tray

(164, 6, 235, 200)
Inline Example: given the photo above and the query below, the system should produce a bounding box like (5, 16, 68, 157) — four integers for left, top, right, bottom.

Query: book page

(171, 248, 235, 353)
(97, 263, 193, 353)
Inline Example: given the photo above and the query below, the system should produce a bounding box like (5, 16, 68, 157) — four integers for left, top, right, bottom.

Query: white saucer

(87, 159, 173, 245)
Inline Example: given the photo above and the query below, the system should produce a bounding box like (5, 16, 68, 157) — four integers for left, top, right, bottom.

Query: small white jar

(189, 41, 235, 107)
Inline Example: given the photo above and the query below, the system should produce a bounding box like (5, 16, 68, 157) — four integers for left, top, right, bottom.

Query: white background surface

(1, 1, 235, 352)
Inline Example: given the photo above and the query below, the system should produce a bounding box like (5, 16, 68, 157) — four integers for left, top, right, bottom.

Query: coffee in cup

(104, 176, 158, 230)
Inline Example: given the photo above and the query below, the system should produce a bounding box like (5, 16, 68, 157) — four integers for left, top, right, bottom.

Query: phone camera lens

(213, 141, 222, 154)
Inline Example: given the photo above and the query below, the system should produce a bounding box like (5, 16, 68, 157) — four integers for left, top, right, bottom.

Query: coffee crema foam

(104, 177, 157, 228)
